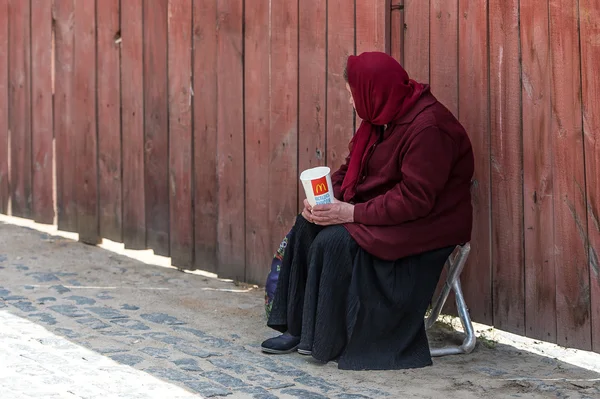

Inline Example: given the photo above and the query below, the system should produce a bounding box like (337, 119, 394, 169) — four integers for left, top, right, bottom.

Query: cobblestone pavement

(1, 220, 599, 399)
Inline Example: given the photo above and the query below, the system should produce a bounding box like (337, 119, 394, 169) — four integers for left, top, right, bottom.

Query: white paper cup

(300, 166, 335, 207)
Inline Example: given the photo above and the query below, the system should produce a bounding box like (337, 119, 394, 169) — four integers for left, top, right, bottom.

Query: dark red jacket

(332, 91, 474, 260)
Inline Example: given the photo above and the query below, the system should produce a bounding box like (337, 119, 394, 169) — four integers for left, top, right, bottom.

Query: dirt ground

(1, 216, 599, 399)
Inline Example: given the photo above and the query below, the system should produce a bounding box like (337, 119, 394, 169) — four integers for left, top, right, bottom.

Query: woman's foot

(261, 332, 301, 354)
(297, 347, 312, 356)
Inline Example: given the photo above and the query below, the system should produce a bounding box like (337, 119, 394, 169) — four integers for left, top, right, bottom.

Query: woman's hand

(304, 201, 355, 226)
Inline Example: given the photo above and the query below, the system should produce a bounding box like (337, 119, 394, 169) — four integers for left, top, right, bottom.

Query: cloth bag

(264, 229, 292, 318)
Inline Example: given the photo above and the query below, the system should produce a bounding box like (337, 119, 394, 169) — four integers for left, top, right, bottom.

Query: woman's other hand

(301, 199, 313, 221)
(308, 202, 355, 226)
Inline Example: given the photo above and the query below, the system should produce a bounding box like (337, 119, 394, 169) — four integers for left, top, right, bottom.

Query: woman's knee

(312, 225, 352, 253)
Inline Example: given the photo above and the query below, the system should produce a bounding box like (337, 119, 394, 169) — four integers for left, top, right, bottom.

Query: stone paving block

(75, 317, 111, 330)
(172, 358, 203, 372)
(239, 386, 280, 399)
(121, 304, 140, 311)
(16, 265, 29, 271)
(208, 357, 255, 374)
(173, 326, 236, 349)
(27, 313, 57, 325)
(251, 357, 307, 378)
(294, 375, 339, 393)
(144, 332, 187, 345)
(111, 318, 150, 330)
(202, 370, 248, 388)
(55, 328, 81, 339)
(246, 373, 295, 390)
(184, 380, 232, 397)
(50, 285, 71, 294)
(335, 394, 372, 399)
(65, 295, 96, 305)
(49, 305, 88, 318)
(144, 367, 195, 382)
(36, 297, 56, 304)
(141, 313, 187, 325)
(87, 306, 129, 320)
(140, 347, 171, 359)
(10, 301, 37, 312)
(97, 292, 114, 300)
(281, 388, 329, 399)
(109, 353, 145, 366)
(24, 285, 35, 289)
(67, 279, 82, 286)
(96, 348, 130, 355)
(174, 342, 220, 358)
(26, 272, 59, 282)
(3, 295, 27, 301)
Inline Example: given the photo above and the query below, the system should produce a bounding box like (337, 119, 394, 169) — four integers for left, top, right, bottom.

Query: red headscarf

(340, 52, 426, 202)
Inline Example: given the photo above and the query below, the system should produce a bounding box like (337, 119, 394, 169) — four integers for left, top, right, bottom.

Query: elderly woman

(262, 52, 474, 370)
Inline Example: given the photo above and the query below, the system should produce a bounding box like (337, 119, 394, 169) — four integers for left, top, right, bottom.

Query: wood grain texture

(121, 0, 146, 250)
(549, 0, 591, 350)
(31, 0, 54, 224)
(8, 0, 32, 219)
(192, 0, 218, 272)
(168, 0, 194, 268)
(298, 0, 327, 211)
(143, 0, 170, 256)
(97, 0, 122, 242)
(489, 0, 525, 335)
(216, 0, 245, 281)
(430, 0, 458, 116)
(389, 1, 403, 64)
(326, 0, 355, 173)
(458, 0, 493, 325)
(244, 0, 271, 283)
(0, 0, 8, 214)
(73, 0, 99, 245)
(403, 0, 429, 83)
(520, 0, 556, 343)
(53, 0, 78, 232)
(356, 0, 388, 53)
(579, 0, 600, 354)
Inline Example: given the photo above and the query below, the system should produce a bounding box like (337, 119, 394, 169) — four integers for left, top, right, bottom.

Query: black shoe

(261, 332, 301, 354)
(297, 348, 312, 356)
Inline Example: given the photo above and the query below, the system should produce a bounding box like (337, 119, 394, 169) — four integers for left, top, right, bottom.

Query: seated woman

(262, 52, 474, 370)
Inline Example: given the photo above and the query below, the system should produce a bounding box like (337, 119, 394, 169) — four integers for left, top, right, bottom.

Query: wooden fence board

(549, 0, 591, 350)
(268, 0, 299, 282)
(489, 0, 524, 335)
(53, 0, 78, 232)
(580, 0, 600, 353)
(143, 0, 170, 256)
(31, 0, 54, 224)
(244, 0, 271, 283)
(73, 0, 99, 245)
(458, 0, 493, 325)
(192, 0, 218, 272)
(168, 0, 194, 268)
(430, 0, 458, 116)
(356, 0, 388, 54)
(389, 1, 403, 64)
(0, 0, 8, 214)
(520, 0, 556, 343)
(8, 0, 32, 219)
(121, 0, 146, 250)
(298, 0, 326, 211)
(326, 0, 355, 172)
(97, 0, 122, 242)
(403, 0, 429, 83)
(216, 0, 245, 281)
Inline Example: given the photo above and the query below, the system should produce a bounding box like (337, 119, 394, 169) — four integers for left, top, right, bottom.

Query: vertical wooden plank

(168, 0, 193, 268)
(326, 0, 355, 173)
(0, 0, 8, 214)
(54, 0, 78, 232)
(121, 0, 146, 249)
(389, 1, 403, 63)
(489, 0, 524, 335)
(356, 0, 388, 53)
(192, 0, 218, 272)
(73, 0, 98, 244)
(143, 0, 169, 256)
(458, 0, 493, 325)
(268, 0, 298, 283)
(430, 0, 458, 116)
(403, 0, 429, 83)
(216, 0, 245, 280)
(97, 0, 122, 242)
(298, 0, 326, 211)
(580, 0, 600, 353)
(244, 0, 271, 282)
(8, 0, 32, 219)
(521, 0, 556, 343)
(549, 0, 591, 350)
(31, 0, 54, 224)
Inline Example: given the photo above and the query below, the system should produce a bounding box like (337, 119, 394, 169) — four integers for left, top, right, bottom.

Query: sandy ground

(0, 216, 599, 399)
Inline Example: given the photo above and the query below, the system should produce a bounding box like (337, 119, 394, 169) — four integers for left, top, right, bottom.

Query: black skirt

(267, 215, 454, 370)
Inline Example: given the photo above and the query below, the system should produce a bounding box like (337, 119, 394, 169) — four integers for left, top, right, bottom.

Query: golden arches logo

(311, 176, 329, 195)
(314, 183, 327, 194)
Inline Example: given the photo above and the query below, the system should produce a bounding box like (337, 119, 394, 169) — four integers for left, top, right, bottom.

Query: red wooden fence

(0, 0, 598, 354)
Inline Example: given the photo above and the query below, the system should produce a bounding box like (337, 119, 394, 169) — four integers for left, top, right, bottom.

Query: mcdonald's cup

(300, 166, 335, 207)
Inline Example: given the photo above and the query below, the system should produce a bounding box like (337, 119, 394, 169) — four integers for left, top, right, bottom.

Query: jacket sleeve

(353, 127, 456, 226)
(331, 154, 350, 200)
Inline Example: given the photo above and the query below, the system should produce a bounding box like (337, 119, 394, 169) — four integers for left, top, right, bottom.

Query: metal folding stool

(426, 243, 476, 357)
